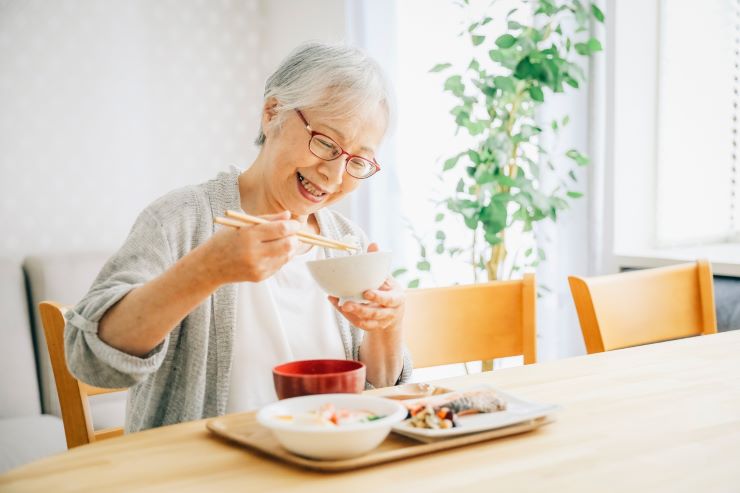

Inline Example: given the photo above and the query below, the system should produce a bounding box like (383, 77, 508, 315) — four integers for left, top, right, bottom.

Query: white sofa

(0, 253, 126, 474)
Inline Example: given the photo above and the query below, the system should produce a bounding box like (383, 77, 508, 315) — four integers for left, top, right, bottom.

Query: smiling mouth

(297, 171, 328, 199)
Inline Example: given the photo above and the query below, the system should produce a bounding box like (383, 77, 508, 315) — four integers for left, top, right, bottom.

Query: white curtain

(342, 0, 408, 267)
(534, 0, 610, 360)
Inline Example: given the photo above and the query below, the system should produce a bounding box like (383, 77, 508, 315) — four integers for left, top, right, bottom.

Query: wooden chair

(568, 260, 717, 354)
(403, 274, 536, 368)
(38, 301, 125, 448)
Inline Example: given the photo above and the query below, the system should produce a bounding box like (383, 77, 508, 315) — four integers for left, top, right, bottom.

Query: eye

(316, 137, 339, 153)
(348, 158, 373, 174)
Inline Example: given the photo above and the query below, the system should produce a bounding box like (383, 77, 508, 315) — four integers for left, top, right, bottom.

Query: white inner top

(226, 245, 346, 413)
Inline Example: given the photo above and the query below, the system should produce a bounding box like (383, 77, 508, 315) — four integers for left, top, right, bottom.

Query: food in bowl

(257, 394, 407, 460)
(307, 251, 391, 305)
(272, 359, 366, 400)
(274, 403, 385, 427)
(402, 388, 507, 430)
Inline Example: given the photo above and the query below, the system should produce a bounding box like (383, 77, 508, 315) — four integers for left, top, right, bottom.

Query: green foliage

(425, 0, 603, 281)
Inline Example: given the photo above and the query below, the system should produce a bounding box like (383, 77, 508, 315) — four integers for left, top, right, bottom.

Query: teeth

(298, 173, 324, 197)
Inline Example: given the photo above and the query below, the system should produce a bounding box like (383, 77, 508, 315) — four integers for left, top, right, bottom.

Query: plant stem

(485, 88, 524, 281)
(472, 222, 478, 283)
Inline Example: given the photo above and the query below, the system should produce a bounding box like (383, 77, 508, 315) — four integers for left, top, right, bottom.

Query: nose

(316, 156, 346, 188)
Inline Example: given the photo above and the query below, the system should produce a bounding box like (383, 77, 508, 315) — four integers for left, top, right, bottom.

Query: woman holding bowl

(65, 42, 412, 433)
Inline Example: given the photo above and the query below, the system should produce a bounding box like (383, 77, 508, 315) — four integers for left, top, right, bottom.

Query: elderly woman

(65, 42, 412, 433)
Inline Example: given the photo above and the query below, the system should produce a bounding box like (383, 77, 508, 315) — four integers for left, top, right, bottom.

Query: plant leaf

(495, 34, 517, 48)
(430, 62, 452, 73)
(417, 260, 431, 271)
(591, 3, 605, 23)
(443, 152, 464, 171)
(443, 75, 465, 96)
(575, 37, 602, 55)
(407, 279, 420, 289)
(565, 149, 590, 166)
(391, 268, 408, 277)
(528, 85, 545, 102)
(472, 34, 486, 46)
(493, 76, 516, 93)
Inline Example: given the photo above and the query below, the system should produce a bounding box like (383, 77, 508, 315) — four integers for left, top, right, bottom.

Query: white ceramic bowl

(256, 393, 407, 460)
(306, 251, 392, 303)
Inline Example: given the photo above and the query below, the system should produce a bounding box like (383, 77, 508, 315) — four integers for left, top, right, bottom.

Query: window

(655, 0, 736, 246)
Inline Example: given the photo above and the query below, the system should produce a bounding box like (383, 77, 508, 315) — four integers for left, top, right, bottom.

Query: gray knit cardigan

(64, 166, 413, 433)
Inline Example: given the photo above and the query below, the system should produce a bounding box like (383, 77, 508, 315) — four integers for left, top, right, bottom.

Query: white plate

(391, 385, 560, 443)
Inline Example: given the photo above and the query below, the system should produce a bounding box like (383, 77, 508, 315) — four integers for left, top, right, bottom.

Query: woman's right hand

(205, 211, 301, 284)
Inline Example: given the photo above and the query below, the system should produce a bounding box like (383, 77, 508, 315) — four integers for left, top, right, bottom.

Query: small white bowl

(256, 394, 407, 460)
(307, 251, 392, 303)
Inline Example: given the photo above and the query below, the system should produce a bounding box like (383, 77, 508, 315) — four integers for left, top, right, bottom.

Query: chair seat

(0, 415, 66, 474)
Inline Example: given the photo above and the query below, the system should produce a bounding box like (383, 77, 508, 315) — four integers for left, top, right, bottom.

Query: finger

(367, 242, 379, 253)
(258, 235, 299, 258)
(344, 303, 395, 321)
(376, 278, 394, 291)
(253, 219, 301, 241)
(363, 288, 403, 307)
(329, 297, 360, 313)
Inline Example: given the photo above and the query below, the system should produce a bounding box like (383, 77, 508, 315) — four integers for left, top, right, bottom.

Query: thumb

(260, 210, 292, 222)
(367, 242, 379, 253)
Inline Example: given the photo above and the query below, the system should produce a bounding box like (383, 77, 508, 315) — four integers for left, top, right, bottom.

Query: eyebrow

(319, 123, 375, 155)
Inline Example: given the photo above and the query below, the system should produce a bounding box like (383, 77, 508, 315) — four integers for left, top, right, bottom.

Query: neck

(238, 154, 313, 228)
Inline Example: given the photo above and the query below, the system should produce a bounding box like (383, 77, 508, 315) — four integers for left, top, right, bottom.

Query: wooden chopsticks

(214, 210, 360, 253)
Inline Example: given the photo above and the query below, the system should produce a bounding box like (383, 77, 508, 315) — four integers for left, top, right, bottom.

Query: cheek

(338, 177, 361, 195)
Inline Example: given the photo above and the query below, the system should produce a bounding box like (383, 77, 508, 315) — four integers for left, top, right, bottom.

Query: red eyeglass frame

(294, 109, 381, 178)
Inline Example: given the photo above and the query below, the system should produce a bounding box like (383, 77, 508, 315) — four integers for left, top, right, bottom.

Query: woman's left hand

(329, 243, 405, 333)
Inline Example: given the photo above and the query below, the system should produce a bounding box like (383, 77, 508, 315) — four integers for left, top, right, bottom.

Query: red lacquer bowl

(272, 359, 366, 400)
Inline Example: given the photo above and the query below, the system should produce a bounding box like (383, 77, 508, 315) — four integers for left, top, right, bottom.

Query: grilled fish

(404, 388, 506, 417)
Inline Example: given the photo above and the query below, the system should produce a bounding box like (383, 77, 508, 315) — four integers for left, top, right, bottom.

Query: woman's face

(260, 101, 387, 217)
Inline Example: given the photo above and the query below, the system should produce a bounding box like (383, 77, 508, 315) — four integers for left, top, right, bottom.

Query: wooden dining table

(2, 330, 740, 492)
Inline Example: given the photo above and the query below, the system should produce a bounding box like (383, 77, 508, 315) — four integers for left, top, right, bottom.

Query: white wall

(0, 0, 345, 260)
(261, 0, 347, 69)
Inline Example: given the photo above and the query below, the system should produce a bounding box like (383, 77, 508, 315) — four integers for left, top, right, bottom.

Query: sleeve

(63, 208, 174, 389)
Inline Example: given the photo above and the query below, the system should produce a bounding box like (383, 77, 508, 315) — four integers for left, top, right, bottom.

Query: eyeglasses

(295, 109, 380, 179)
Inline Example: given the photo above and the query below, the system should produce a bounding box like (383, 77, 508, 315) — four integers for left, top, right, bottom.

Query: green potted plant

(405, 0, 604, 286)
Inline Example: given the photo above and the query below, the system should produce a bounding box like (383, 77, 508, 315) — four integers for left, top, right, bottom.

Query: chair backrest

(403, 274, 536, 368)
(568, 260, 717, 354)
(38, 301, 124, 448)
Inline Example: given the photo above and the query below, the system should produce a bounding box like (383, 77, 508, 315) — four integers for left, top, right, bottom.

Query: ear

(261, 97, 280, 141)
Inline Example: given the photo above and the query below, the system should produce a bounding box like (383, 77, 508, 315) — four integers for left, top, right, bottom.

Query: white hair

(255, 42, 392, 145)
